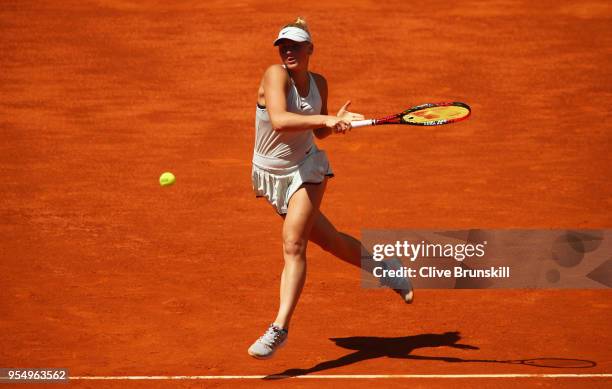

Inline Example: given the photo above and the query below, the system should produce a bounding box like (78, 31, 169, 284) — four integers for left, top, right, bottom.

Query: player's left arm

(313, 73, 332, 139)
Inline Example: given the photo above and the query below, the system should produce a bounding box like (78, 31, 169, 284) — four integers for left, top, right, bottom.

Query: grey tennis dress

(252, 70, 333, 214)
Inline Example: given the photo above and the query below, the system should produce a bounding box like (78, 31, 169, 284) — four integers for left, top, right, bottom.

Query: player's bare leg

(274, 179, 327, 328)
(309, 212, 413, 303)
(248, 179, 326, 359)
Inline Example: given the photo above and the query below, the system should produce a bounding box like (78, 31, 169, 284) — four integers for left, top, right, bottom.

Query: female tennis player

(248, 17, 413, 360)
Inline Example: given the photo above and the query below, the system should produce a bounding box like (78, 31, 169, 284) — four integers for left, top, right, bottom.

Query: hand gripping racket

(351, 102, 471, 128)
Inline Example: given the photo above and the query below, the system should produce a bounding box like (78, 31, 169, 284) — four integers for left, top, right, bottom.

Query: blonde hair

(283, 17, 310, 34)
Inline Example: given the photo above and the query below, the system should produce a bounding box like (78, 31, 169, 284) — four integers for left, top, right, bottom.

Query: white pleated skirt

(252, 147, 334, 215)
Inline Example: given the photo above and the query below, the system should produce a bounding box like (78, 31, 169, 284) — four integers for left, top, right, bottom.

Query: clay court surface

(1, 1, 611, 388)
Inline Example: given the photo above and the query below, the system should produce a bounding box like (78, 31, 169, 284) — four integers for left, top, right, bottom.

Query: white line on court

(69, 373, 612, 380)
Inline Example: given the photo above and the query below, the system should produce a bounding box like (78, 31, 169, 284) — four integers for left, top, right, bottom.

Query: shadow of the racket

(395, 354, 597, 369)
(470, 357, 596, 368)
(508, 358, 596, 368)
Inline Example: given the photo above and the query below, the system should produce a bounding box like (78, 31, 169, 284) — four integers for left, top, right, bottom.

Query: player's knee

(283, 235, 307, 258)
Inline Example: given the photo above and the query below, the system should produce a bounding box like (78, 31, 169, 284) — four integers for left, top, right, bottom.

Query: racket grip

(350, 119, 375, 128)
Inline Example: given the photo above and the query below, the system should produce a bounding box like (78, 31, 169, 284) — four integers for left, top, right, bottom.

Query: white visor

(273, 26, 312, 46)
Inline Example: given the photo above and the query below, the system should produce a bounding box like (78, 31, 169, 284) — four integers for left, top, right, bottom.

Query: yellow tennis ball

(159, 172, 175, 187)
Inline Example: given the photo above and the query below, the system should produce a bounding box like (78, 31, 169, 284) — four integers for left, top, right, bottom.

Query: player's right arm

(263, 65, 348, 133)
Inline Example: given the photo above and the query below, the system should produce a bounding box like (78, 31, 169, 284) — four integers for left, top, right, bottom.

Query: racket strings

(402, 106, 470, 124)
(361, 101, 471, 127)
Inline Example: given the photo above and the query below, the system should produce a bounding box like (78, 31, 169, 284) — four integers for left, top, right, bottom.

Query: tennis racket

(351, 102, 471, 128)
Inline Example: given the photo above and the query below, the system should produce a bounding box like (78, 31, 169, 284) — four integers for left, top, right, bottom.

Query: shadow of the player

(264, 331, 477, 380)
(263, 331, 597, 380)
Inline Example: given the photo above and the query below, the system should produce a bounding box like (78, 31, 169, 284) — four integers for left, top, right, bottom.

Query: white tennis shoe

(248, 324, 288, 359)
(380, 258, 414, 304)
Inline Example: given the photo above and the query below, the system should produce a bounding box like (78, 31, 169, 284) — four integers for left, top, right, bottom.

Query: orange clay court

(1, 1, 611, 388)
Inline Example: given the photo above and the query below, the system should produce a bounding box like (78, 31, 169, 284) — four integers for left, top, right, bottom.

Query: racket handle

(350, 119, 375, 128)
